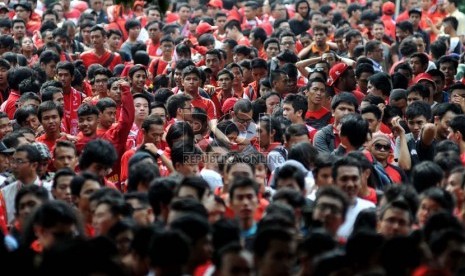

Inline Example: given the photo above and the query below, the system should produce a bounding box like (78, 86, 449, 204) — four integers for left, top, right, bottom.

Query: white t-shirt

(337, 197, 376, 239)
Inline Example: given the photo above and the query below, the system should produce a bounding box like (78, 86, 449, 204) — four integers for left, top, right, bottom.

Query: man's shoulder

(356, 197, 376, 209)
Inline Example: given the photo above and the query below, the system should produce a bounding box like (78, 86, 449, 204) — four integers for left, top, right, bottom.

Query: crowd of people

(0, 0, 464, 274)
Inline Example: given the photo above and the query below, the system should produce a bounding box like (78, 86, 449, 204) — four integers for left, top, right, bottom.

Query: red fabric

(381, 14, 396, 39)
(360, 187, 378, 204)
(191, 93, 217, 120)
(237, 36, 250, 46)
(0, 192, 7, 234)
(385, 164, 402, 184)
(244, 81, 259, 101)
(64, 9, 81, 21)
(146, 40, 160, 57)
(148, 58, 169, 77)
(63, 88, 83, 135)
(80, 50, 122, 72)
(36, 134, 64, 152)
(305, 107, 331, 120)
(396, 11, 409, 23)
(2, 90, 20, 119)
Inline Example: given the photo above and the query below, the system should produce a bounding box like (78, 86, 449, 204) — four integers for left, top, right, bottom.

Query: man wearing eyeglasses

(232, 99, 256, 140)
(0, 144, 52, 225)
(369, 133, 408, 184)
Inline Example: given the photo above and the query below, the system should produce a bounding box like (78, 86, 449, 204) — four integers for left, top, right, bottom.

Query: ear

(296, 110, 303, 118)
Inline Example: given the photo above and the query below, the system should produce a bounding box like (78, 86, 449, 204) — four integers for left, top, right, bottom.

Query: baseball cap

(414, 72, 436, 89)
(327, 63, 350, 87)
(208, 0, 223, 9)
(196, 22, 218, 36)
(32, 142, 52, 160)
(222, 97, 238, 114)
(14, 2, 32, 11)
(0, 3, 9, 12)
(0, 142, 14, 155)
(382, 1, 395, 16)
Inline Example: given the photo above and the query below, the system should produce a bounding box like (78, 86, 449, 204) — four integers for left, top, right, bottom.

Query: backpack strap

(102, 53, 115, 68)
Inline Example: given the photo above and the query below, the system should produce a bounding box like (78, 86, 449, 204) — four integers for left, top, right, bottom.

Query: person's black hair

(77, 102, 99, 118)
(171, 141, 202, 168)
(399, 38, 417, 57)
(430, 40, 447, 61)
(39, 50, 60, 65)
(95, 98, 117, 114)
(407, 83, 430, 100)
(405, 101, 431, 121)
(420, 187, 455, 214)
(274, 165, 306, 191)
(165, 121, 194, 149)
(7, 67, 34, 91)
(391, 72, 409, 89)
(79, 139, 117, 170)
(148, 177, 177, 217)
(16, 144, 40, 163)
(355, 63, 375, 79)
(224, 19, 242, 32)
(433, 151, 462, 176)
(250, 27, 267, 44)
(339, 113, 369, 148)
(56, 61, 74, 76)
(166, 93, 192, 119)
(437, 55, 458, 71)
(181, 65, 201, 79)
(288, 141, 318, 170)
(368, 72, 392, 97)
(21, 201, 84, 248)
(253, 226, 292, 258)
(128, 64, 147, 79)
(432, 102, 462, 121)
(448, 114, 465, 141)
(52, 168, 76, 189)
(192, 106, 208, 128)
(283, 94, 307, 120)
(149, 230, 190, 269)
(18, 78, 41, 95)
(14, 105, 38, 127)
(228, 176, 258, 202)
(258, 115, 284, 143)
(14, 185, 50, 216)
(170, 213, 211, 247)
(396, 20, 414, 34)
(411, 161, 444, 193)
(127, 162, 160, 193)
(423, 211, 464, 244)
(70, 172, 102, 197)
(124, 19, 141, 32)
(361, 104, 382, 120)
(284, 124, 308, 143)
(312, 153, 337, 177)
(169, 197, 209, 219)
(330, 92, 358, 111)
(332, 156, 361, 180)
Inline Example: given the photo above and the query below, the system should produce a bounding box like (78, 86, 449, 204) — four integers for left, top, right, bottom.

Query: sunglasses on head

(374, 143, 391, 151)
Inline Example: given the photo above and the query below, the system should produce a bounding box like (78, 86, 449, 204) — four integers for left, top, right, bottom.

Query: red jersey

(1, 90, 20, 119)
(191, 92, 217, 120)
(80, 50, 122, 72)
(63, 88, 83, 135)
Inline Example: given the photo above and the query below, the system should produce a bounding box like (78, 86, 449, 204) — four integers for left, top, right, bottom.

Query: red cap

(208, 0, 223, 9)
(328, 63, 350, 87)
(72, 1, 88, 12)
(382, 2, 395, 16)
(414, 72, 436, 88)
(196, 22, 218, 36)
(222, 98, 238, 114)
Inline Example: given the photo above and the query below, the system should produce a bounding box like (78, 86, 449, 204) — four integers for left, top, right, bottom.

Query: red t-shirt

(191, 93, 217, 120)
(80, 50, 122, 72)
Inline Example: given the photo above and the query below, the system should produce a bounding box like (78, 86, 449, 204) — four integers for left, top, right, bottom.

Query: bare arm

(392, 117, 411, 171)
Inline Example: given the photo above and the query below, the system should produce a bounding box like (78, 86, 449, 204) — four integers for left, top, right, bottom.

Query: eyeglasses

(374, 143, 391, 152)
(11, 159, 30, 165)
(235, 116, 252, 124)
(315, 202, 342, 214)
(15, 9, 26, 13)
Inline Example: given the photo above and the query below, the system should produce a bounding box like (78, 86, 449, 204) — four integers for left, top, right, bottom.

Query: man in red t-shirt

(36, 101, 65, 152)
(80, 25, 122, 72)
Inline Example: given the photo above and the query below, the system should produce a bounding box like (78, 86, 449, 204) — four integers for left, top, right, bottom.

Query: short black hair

(79, 139, 117, 170)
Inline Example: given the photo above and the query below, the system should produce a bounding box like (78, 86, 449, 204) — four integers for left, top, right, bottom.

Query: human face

(179, 7, 191, 21)
(99, 107, 116, 129)
(23, 114, 40, 132)
(144, 124, 164, 146)
(440, 62, 457, 84)
(230, 67, 243, 86)
(94, 73, 109, 95)
(362, 112, 380, 134)
(108, 34, 121, 49)
(148, 23, 161, 41)
(131, 70, 147, 92)
(151, 107, 166, 123)
(396, 27, 409, 41)
(233, 110, 253, 132)
(175, 159, 200, 177)
(90, 30, 105, 48)
(230, 187, 258, 221)
(0, 66, 7, 85)
(417, 197, 442, 227)
(17, 194, 44, 226)
(12, 22, 25, 40)
(413, 37, 426, 53)
(315, 167, 333, 187)
(371, 141, 391, 162)
(258, 121, 272, 149)
(314, 30, 326, 47)
(276, 177, 301, 192)
(448, 127, 461, 144)
(280, 36, 295, 52)
(53, 146, 77, 170)
(265, 42, 279, 59)
(109, 81, 122, 104)
(282, 103, 300, 124)
(367, 81, 384, 98)
(451, 89, 465, 106)
(220, 252, 253, 276)
(11, 151, 36, 181)
(347, 35, 362, 51)
(306, 81, 326, 105)
(435, 111, 457, 140)
(447, 172, 464, 205)
(0, 153, 10, 173)
(160, 41, 174, 57)
(297, 2, 309, 17)
(335, 166, 361, 201)
(57, 69, 73, 89)
(52, 175, 73, 204)
(342, 69, 357, 91)
(148, 9, 161, 22)
(407, 91, 426, 106)
(312, 195, 345, 236)
(128, 26, 141, 40)
(252, 67, 267, 82)
(218, 73, 232, 92)
(407, 115, 427, 139)
(378, 208, 411, 238)
(134, 97, 149, 121)
(257, 239, 296, 276)
(409, 13, 421, 27)
(41, 60, 57, 80)
(0, 117, 12, 139)
(225, 163, 254, 187)
(357, 72, 372, 94)
(373, 23, 385, 40)
(14, 7, 30, 21)
(431, 75, 445, 94)
(93, 203, 119, 236)
(21, 37, 33, 52)
(78, 114, 98, 137)
(370, 44, 384, 63)
(182, 73, 201, 94)
(409, 57, 426, 75)
(332, 102, 356, 124)
(265, 95, 280, 115)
